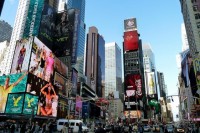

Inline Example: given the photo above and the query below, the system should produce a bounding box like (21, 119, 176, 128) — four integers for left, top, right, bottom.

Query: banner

(23, 0, 44, 38)
(147, 72, 156, 95)
(124, 31, 139, 51)
(124, 18, 137, 31)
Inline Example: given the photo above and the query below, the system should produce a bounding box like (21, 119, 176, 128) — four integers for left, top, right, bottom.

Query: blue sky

(1, 0, 182, 118)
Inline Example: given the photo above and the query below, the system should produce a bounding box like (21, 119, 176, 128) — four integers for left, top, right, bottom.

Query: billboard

(23, 0, 44, 38)
(29, 37, 54, 82)
(0, 72, 28, 113)
(11, 37, 33, 74)
(23, 93, 39, 115)
(124, 111, 141, 118)
(54, 57, 68, 77)
(75, 96, 82, 117)
(125, 74, 142, 98)
(147, 72, 156, 95)
(54, 72, 67, 96)
(124, 31, 139, 51)
(26, 73, 58, 117)
(5, 93, 25, 114)
(38, 3, 57, 50)
(53, 9, 75, 57)
(71, 68, 78, 96)
(124, 18, 137, 31)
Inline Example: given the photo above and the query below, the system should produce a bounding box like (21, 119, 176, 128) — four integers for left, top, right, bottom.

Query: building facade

(0, 20, 12, 42)
(0, 41, 9, 75)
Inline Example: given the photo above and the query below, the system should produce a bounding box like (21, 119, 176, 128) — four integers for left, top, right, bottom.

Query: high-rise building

(85, 26, 105, 97)
(105, 42, 122, 98)
(179, 0, 200, 58)
(181, 23, 189, 51)
(0, 0, 4, 16)
(67, 0, 86, 82)
(0, 41, 9, 75)
(0, 20, 12, 42)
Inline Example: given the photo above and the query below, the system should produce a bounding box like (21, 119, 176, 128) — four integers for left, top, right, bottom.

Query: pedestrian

(10, 122, 15, 133)
(30, 122, 35, 133)
(34, 122, 40, 133)
(20, 123, 26, 133)
(41, 123, 46, 133)
(78, 122, 83, 133)
(62, 123, 68, 133)
(49, 122, 54, 133)
(95, 124, 106, 133)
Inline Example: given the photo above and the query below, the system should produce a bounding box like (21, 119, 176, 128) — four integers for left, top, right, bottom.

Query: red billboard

(124, 31, 139, 51)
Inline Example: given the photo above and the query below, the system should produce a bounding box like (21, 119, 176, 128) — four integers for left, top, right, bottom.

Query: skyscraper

(67, 0, 86, 82)
(0, 0, 4, 16)
(0, 20, 12, 42)
(85, 26, 105, 97)
(181, 23, 189, 51)
(105, 42, 122, 97)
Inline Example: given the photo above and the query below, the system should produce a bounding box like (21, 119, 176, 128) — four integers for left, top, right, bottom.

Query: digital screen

(11, 37, 33, 74)
(54, 57, 68, 77)
(23, 93, 38, 115)
(0, 72, 28, 113)
(147, 72, 156, 95)
(124, 31, 139, 51)
(54, 72, 67, 96)
(5, 93, 25, 114)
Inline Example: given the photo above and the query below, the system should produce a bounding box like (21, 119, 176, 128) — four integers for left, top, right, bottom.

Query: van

(57, 119, 89, 133)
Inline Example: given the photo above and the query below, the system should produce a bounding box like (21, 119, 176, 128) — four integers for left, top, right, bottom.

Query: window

(193, 5, 198, 11)
(195, 13, 200, 19)
(197, 22, 200, 28)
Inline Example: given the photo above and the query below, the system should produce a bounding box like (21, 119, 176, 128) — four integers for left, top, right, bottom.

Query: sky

(1, 0, 183, 120)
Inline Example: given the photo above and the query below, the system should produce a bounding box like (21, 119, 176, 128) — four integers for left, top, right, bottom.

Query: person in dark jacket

(95, 124, 106, 133)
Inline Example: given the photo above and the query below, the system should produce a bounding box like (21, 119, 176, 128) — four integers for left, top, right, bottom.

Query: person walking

(34, 122, 40, 133)
(78, 122, 82, 133)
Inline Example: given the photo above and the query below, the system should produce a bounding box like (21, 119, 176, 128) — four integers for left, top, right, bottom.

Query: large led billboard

(11, 37, 33, 74)
(23, 0, 44, 38)
(75, 96, 82, 117)
(23, 93, 39, 115)
(26, 73, 58, 117)
(29, 37, 54, 82)
(0, 72, 28, 113)
(124, 111, 141, 119)
(5, 93, 25, 114)
(124, 31, 139, 51)
(54, 57, 68, 77)
(54, 72, 67, 97)
(53, 9, 75, 57)
(125, 74, 142, 98)
(124, 18, 137, 31)
(147, 72, 156, 95)
(38, 3, 56, 50)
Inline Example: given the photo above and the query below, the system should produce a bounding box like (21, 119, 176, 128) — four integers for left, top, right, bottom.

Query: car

(143, 125, 151, 132)
(152, 125, 160, 132)
(104, 125, 112, 132)
(176, 126, 185, 133)
(166, 125, 174, 133)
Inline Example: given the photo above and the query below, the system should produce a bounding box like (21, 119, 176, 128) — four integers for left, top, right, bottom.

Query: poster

(23, 93, 38, 115)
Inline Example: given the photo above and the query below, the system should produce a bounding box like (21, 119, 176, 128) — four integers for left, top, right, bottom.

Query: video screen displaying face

(26, 73, 58, 117)
(5, 93, 25, 114)
(29, 37, 55, 82)
(11, 37, 33, 74)
(0, 72, 28, 113)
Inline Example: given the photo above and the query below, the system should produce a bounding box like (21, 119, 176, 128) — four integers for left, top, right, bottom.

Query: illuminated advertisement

(124, 111, 141, 118)
(75, 96, 82, 116)
(26, 73, 58, 117)
(124, 31, 139, 51)
(29, 37, 54, 82)
(5, 93, 25, 114)
(54, 72, 67, 96)
(57, 98, 67, 118)
(54, 57, 68, 77)
(0, 72, 28, 113)
(124, 18, 137, 31)
(53, 9, 75, 57)
(11, 37, 33, 74)
(23, 93, 38, 115)
(71, 68, 78, 96)
(125, 74, 142, 98)
(23, 0, 44, 38)
(193, 57, 200, 89)
(124, 95, 139, 110)
(147, 72, 156, 95)
(38, 3, 56, 49)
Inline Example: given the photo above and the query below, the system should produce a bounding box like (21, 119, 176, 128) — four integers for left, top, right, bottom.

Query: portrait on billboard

(124, 31, 139, 51)
(38, 3, 56, 50)
(11, 37, 33, 74)
(23, 93, 38, 115)
(29, 37, 54, 82)
(54, 72, 67, 96)
(26, 73, 58, 117)
(5, 93, 25, 114)
(0, 72, 28, 113)
(54, 57, 68, 77)
(53, 9, 75, 57)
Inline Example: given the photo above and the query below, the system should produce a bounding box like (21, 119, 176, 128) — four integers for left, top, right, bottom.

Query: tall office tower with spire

(67, 0, 86, 82)
(179, 0, 200, 58)
(105, 42, 122, 97)
(85, 26, 105, 97)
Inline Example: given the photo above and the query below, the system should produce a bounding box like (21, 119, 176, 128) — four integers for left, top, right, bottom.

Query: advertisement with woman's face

(26, 73, 58, 117)
(11, 37, 33, 74)
(29, 37, 55, 82)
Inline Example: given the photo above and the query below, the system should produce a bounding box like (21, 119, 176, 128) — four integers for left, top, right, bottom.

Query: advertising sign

(23, 93, 38, 115)
(124, 31, 139, 51)
(125, 74, 142, 98)
(23, 0, 44, 38)
(71, 68, 78, 96)
(54, 57, 68, 77)
(5, 93, 25, 114)
(26, 73, 58, 117)
(193, 57, 200, 90)
(11, 37, 33, 74)
(29, 37, 54, 82)
(54, 72, 67, 96)
(53, 9, 75, 57)
(0, 72, 28, 113)
(124, 111, 141, 118)
(147, 72, 156, 95)
(124, 18, 137, 31)
(75, 96, 82, 117)
(38, 3, 56, 50)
